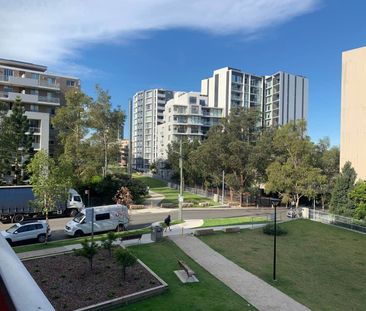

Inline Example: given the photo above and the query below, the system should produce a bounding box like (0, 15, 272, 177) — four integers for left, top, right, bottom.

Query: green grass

(200, 216, 269, 228)
(199, 220, 366, 311)
(13, 228, 151, 253)
(134, 175, 214, 206)
(113, 239, 255, 311)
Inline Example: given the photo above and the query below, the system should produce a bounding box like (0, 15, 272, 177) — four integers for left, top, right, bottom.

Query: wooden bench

(178, 260, 195, 278)
(223, 227, 240, 233)
(194, 228, 214, 236)
(120, 233, 142, 243)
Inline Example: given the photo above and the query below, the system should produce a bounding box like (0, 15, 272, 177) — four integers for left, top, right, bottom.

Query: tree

(330, 161, 357, 216)
(101, 231, 117, 257)
(52, 90, 92, 183)
(265, 120, 323, 208)
(27, 150, 72, 242)
(74, 239, 99, 270)
(88, 85, 125, 177)
(315, 138, 340, 209)
(115, 248, 137, 281)
(349, 181, 366, 220)
(0, 97, 33, 184)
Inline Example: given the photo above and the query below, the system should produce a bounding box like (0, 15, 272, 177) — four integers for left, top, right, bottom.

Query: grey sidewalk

(170, 235, 310, 311)
(143, 190, 165, 207)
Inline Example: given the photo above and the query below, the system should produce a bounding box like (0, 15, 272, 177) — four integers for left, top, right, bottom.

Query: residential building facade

(340, 46, 366, 180)
(156, 92, 222, 160)
(201, 67, 308, 127)
(0, 59, 80, 156)
(119, 139, 129, 167)
(132, 89, 174, 170)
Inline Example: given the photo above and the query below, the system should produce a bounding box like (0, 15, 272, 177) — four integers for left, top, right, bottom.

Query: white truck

(64, 204, 130, 237)
(0, 186, 84, 223)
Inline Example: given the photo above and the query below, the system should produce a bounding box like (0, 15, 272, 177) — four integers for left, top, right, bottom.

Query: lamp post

(271, 198, 280, 281)
(178, 139, 183, 222)
(221, 170, 225, 204)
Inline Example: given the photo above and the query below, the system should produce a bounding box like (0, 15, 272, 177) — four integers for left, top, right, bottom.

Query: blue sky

(1, 0, 366, 146)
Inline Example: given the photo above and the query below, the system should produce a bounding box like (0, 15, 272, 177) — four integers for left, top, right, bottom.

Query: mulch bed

(23, 248, 162, 311)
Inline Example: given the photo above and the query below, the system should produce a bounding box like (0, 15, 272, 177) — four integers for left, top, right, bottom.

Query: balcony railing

(38, 95, 60, 104)
(0, 75, 60, 89)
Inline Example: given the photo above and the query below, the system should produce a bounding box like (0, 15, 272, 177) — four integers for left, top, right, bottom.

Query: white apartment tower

(157, 92, 222, 160)
(0, 59, 80, 156)
(201, 67, 308, 127)
(132, 89, 174, 170)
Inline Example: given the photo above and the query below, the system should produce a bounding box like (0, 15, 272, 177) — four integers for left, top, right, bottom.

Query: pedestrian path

(170, 235, 310, 311)
(143, 190, 165, 207)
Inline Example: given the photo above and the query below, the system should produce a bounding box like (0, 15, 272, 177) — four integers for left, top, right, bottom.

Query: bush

(78, 173, 148, 206)
(262, 223, 288, 236)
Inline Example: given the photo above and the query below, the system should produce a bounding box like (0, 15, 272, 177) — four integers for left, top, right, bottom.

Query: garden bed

(23, 249, 166, 311)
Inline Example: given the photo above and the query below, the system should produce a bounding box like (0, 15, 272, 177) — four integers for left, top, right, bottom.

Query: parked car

(64, 204, 130, 237)
(0, 220, 51, 244)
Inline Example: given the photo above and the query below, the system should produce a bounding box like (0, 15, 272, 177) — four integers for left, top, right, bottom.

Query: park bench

(194, 228, 214, 236)
(120, 233, 142, 243)
(223, 227, 240, 233)
(178, 260, 196, 278)
(129, 204, 145, 210)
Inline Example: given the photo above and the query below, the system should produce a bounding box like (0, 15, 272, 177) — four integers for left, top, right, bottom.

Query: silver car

(1, 220, 51, 244)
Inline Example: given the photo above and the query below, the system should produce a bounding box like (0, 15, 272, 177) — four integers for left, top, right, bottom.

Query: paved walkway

(143, 190, 165, 207)
(170, 235, 310, 311)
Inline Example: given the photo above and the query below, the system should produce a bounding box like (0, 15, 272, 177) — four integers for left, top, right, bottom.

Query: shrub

(115, 248, 137, 281)
(74, 239, 99, 270)
(101, 232, 117, 257)
(262, 223, 288, 236)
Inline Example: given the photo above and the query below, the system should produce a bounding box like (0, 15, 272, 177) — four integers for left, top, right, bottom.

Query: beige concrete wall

(340, 46, 366, 180)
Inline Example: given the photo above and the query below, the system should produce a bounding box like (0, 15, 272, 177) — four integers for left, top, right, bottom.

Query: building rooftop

(0, 58, 47, 72)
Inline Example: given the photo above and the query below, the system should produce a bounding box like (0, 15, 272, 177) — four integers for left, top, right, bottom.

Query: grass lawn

(200, 216, 269, 228)
(199, 220, 366, 311)
(134, 175, 214, 206)
(13, 228, 151, 253)
(114, 239, 255, 311)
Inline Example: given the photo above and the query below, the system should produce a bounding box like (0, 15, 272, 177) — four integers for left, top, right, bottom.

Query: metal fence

(309, 209, 366, 234)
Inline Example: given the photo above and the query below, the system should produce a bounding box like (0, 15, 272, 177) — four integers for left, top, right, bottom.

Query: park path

(143, 190, 165, 207)
(170, 235, 310, 311)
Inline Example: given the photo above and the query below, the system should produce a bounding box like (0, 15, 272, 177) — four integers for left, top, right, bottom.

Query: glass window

(189, 97, 197, 104)
(31, 73, 39, 80)
(4, 69, 13, 76)
(96, 213, 110, 221)
(66, 80, 75, 87)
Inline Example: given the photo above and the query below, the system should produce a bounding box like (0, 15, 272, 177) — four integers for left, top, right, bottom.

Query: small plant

(74, 239, 99, 271)
(262, 223, 288, 236)
(107, 292, 115, 299)
(115, 248, 137, 281)
(101, 231, 117, 257)
(113, 186, 133, 208)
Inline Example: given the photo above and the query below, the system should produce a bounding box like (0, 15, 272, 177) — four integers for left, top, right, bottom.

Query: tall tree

(330, 161, 357, 216)
(265, 120, 323, 208)
(27, 150, 72, 242)
(315, 138, 340, 209)
(52, 90, 91, 183)
(0, 97, 33, 184)
(88, 85, 125, 177)
(349, 181, 366, 220)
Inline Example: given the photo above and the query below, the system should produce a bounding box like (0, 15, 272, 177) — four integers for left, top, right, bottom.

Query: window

(4, 69, 13, 76)
(31, 73, 39, 80)
(96, 213, 110, 221)
(199, 99, 206, 106)
(35, 224, 43, 230)
(73, 196, 81, 202)
(66, 80, 75, 87)
(189, 97, 197, 104)
(48, 77, 56, 85)
(30, 104, 39, 112)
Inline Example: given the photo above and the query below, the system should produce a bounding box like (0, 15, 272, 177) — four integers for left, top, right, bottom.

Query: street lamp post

(271, 198, 280, 281)
(178, 139, 183, 222)
(221, 170, 225, 204)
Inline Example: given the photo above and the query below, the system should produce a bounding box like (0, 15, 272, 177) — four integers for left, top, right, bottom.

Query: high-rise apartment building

(0, 59, 80, 156)
(201, 67, 308, 127)
(156, 92, 222, 160)
(340, 46, 366, 180)
(132, 89, 174, 170)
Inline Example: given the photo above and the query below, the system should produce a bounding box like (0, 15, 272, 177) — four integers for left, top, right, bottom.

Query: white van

(64, 205, 129, 237)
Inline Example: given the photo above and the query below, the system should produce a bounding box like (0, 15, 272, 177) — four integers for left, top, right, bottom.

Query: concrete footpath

(170, 235, 310, 311)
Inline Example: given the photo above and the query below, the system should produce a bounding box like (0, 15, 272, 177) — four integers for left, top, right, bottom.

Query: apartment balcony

(0, 75, 60, 89)
(0, 91, 60, 105)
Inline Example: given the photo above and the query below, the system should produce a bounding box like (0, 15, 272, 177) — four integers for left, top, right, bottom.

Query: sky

(1, 0, 366, 146)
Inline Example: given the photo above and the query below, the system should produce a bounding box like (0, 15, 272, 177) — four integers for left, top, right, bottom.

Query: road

(0, 207, 283, 244)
